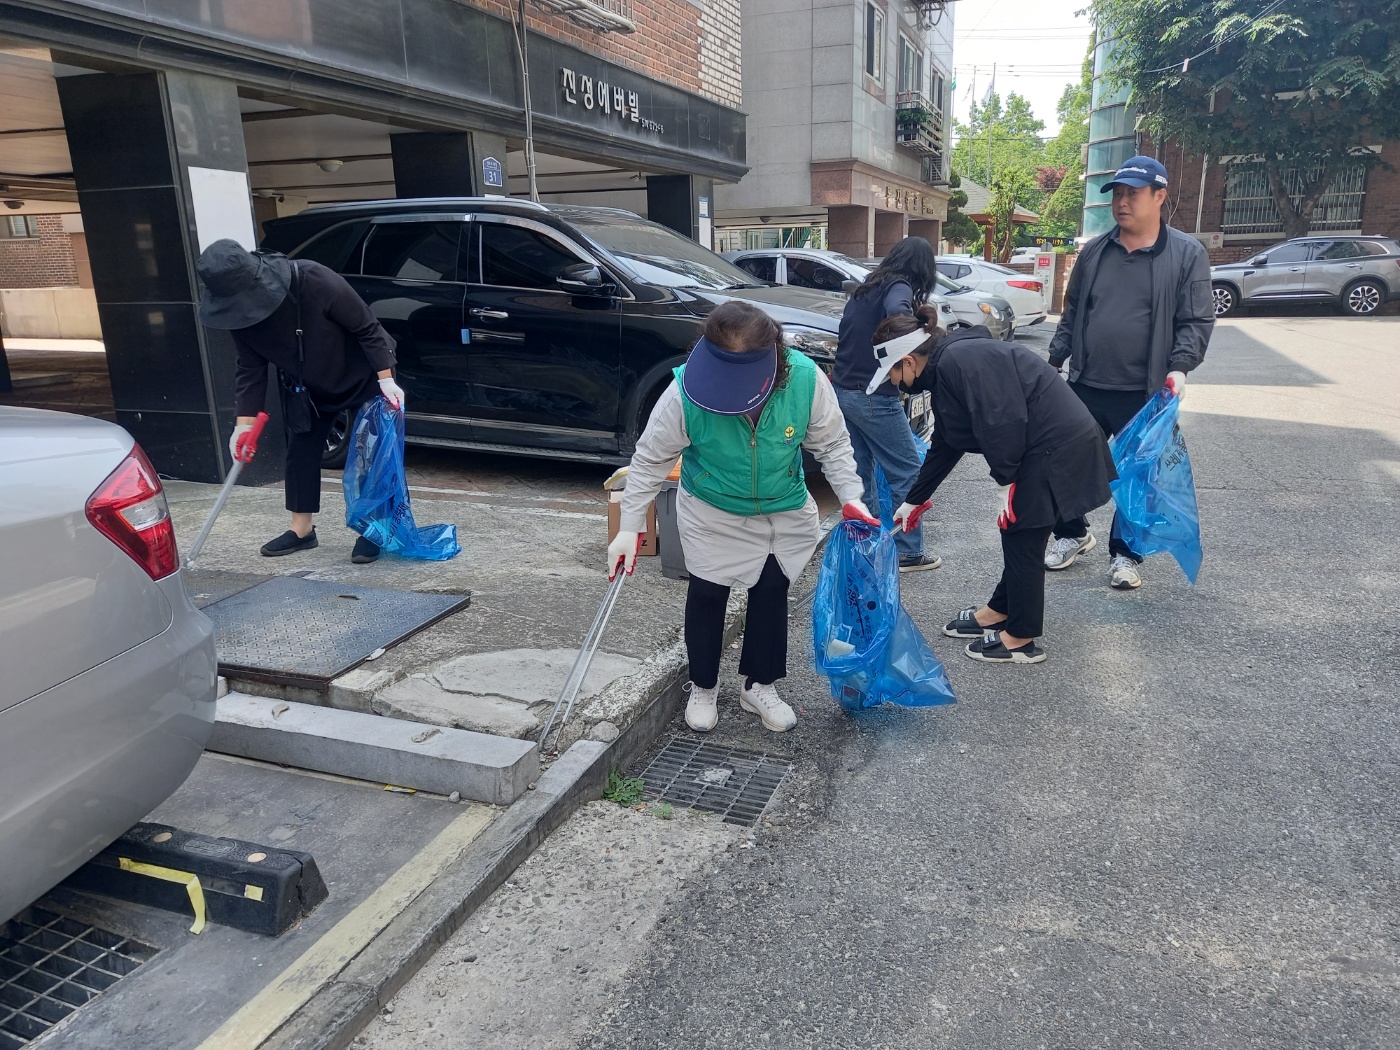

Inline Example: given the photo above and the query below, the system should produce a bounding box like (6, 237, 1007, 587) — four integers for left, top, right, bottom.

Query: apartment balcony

(895, 90, 947, 180)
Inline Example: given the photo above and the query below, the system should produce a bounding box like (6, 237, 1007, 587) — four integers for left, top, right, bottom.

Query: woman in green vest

(609, 302, 876, 734)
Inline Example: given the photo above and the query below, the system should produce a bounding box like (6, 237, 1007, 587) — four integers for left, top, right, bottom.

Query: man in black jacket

(1045, 156, 1214, 590)
(197, 239, 403, 564)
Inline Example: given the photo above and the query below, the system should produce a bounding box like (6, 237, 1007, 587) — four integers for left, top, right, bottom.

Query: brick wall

(1009, 255, 1076, 314)
(0, 215, 79, 289)
(468, 1, 742, 109)
(1160, 140, 1400, 264)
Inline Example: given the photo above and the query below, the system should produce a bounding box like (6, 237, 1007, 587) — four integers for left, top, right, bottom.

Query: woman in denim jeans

(830, 236, 942, 571)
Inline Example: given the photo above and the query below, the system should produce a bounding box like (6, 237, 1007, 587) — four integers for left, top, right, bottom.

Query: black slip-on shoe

(964, 629, 1047, 664)
(260, 529, 318, 557)
(943, 606, 1008, 639)
(351, 536, 381, 564)
(898, 552, 943, 572)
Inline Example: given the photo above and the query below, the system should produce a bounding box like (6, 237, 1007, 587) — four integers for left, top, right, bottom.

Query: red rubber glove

(996, 483, 1017, 531)
(842, 501, 881, 527)
(893, 500, 933, 533)
(231, 412, 270, 464)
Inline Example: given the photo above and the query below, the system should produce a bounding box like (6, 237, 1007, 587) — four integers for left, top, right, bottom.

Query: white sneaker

(739, 680, 797, 733)
(1109, 554, 1142, 590)
(1045, 533, 1096, 570)
(684, 682, 719, 732)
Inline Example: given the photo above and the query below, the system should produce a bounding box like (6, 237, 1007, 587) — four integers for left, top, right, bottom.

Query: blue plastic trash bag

(343, 398, 461, 561)
(872, 435, 929, 531)
(1109, 389, 1203, 583)
(812, 520, 956, 712)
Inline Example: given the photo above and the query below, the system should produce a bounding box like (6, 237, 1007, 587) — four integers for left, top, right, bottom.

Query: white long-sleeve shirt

(619, 370, 864, 588)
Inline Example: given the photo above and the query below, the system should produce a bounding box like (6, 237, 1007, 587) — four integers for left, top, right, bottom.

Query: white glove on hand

(996, 483, 1018, 530)
(229, 423, 253, 463)
(841, 501, 882, 527)
(607, 530, 642, 579)
(379, 376, 406, 411)
(893, 500, 933, 533)
(1165, 371, 1186, 401)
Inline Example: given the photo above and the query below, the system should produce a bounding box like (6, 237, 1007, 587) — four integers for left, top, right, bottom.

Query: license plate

(905, 390, 931, 426)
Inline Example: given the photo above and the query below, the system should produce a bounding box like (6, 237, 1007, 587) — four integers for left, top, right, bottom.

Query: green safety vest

(674, 349, 818, 516)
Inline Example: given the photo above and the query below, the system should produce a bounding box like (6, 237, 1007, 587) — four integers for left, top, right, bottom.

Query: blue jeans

(834, 386, 926, 558)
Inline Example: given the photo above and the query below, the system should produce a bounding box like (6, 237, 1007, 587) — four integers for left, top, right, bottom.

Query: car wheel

(322, 408, 351, 469)
(1341, 279, 1384, 316)
(1211, 283, 1239, 317)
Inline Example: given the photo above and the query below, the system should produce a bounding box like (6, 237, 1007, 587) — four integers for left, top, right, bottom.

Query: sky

(949, 0, 1096, 138)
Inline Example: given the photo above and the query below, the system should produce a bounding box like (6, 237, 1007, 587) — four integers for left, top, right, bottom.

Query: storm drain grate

(0, 907, 157, 1048)
(636, 737, 791, 827)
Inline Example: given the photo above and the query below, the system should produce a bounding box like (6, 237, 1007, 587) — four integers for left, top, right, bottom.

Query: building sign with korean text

(561, 67, 664, 135)
(881, 184, 941, 216)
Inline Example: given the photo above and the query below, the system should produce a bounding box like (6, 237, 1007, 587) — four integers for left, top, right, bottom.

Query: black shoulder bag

(276, 260, 317, 434)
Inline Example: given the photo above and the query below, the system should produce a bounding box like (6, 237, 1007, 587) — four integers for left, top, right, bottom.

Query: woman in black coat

(870, 310, 1116, 664)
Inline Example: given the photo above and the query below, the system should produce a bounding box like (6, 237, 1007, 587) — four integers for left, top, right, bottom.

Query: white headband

(865, 329, 932, 394)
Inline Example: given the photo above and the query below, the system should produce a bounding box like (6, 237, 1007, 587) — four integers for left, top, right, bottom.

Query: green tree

(942, 170, 981, 248)
(1092, 0, 1400, 238)
(988, 168, 1037, 263)
(1039, 40, 1096, 236)
(952, 92, 1047, 188)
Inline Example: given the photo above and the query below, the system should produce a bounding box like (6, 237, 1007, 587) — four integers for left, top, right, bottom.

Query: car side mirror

(1251, 255, 1267, 266)
(841, 279, 859, 295)
(557, 263, 610, 294)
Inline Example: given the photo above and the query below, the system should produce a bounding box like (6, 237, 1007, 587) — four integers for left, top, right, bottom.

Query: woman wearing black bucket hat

(196, 238, 404, 564)
(607, 301, 876, 735)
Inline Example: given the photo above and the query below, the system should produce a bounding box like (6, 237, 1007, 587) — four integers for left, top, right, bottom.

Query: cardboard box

(608, 492, 658, 556)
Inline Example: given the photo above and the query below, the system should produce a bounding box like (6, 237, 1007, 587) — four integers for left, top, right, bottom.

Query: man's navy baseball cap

(681, 336, 777, 415)
(1103, 155, 1169, 191)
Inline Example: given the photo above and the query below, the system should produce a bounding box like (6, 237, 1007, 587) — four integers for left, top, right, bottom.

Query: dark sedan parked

(261, 199, 929, 466)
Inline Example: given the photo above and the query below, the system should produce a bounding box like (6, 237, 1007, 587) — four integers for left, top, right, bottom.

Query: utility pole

(514, 0, 540, 202)
(985, 62, 996, 187)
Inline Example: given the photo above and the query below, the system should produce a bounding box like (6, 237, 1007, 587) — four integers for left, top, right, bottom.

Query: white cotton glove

(841, 501, 881, 527)
(607, 530, 642, 579)
(1165, 371, 1186, 401)
(893, 500, 933, 533)
(229, 423, 254, 463)
(378, 376, 406, 411)
(996, 483, 1018, 531)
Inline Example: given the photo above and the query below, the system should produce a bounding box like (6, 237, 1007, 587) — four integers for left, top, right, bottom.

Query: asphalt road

(568, 314, 1400, 1049)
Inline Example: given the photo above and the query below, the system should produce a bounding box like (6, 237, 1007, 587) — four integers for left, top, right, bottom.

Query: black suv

(261, 199, 927, 466)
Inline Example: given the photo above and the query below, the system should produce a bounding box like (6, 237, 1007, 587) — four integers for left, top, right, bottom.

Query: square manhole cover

(0, 907, 157, 1048)
(635, 737, 791, 827)
(202, 575, 470, 689)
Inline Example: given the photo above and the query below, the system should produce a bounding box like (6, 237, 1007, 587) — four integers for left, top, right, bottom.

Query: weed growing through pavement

(651, 803, 674, 820)
(602, 769, 645, 806)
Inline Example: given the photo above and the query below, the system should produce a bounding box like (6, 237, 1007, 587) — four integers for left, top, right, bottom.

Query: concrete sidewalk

(166, 458, 701, 753)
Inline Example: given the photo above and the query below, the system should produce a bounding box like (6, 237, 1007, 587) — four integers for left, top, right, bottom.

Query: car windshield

(935, 272, 971, 295)
(982, 262, 1020, 275)
(568, 215, 761, 289)
(828, 253, 870, 271)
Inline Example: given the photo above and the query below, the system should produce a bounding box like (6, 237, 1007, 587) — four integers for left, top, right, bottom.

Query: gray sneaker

(1109, 554, 1142, 590)
(1045, 533, 1096, 570)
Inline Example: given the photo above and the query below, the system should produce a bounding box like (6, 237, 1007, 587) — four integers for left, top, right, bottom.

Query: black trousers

(987, 526, 1054, 640)
(685, 555, 790, 689)
(283, 406, 341, 514)
(1053, 382, 1148, 561)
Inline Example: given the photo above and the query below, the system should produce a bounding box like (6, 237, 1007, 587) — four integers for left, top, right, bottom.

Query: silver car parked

(0, 407, 217, 923)
(1209, 235, 1400, 317)
(720, 247, 1016, 340)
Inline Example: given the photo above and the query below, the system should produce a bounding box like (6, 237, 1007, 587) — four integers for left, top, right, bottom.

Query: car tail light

(85, 444, 179, 580)
(1007, 280, 1043, 292)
